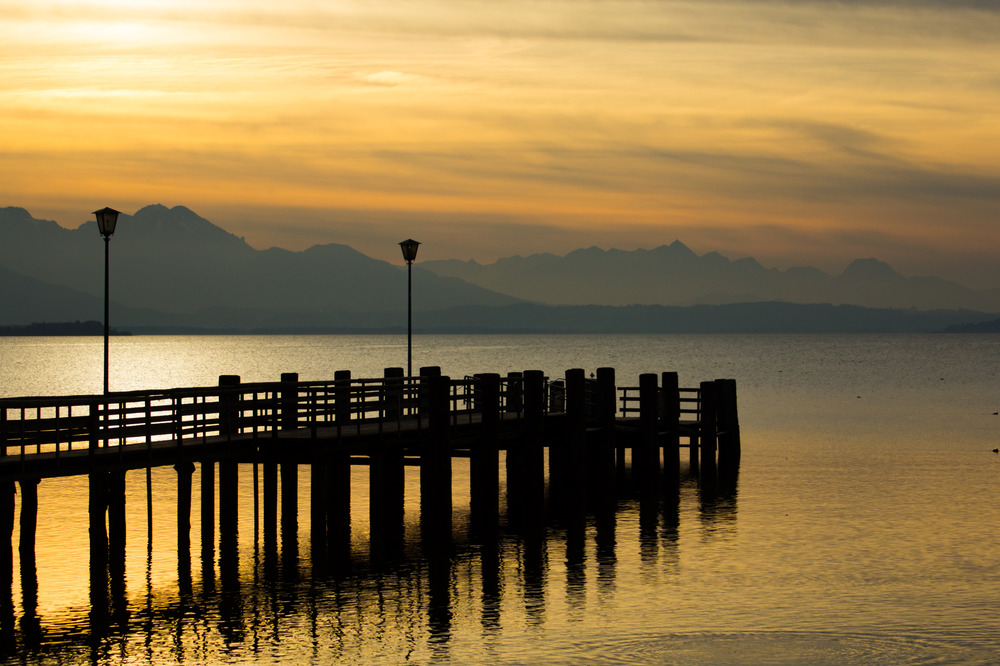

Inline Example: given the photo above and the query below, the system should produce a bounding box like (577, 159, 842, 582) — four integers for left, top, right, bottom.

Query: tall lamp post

(94, 207, 121, 395)
(399, 239, 420, 377)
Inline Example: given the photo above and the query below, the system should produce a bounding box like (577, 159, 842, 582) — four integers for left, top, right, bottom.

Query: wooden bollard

(280, 372, 299, 431)
(637, 373, 660, 496)
(661, 371, 681, 484)
(471, 373, 500, 535)
(218, 374, 241, 438)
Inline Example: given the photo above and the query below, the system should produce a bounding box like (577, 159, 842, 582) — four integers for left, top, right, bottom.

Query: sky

(2, 0, 1000, 288)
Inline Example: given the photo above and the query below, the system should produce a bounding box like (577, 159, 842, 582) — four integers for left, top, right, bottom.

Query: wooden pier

(0, 366, 740, 602)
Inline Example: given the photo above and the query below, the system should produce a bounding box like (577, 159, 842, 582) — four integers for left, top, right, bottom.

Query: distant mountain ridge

(0, 204, 520, 326)
(1, 204, 998, 333)
(421, 241, 1000, 311)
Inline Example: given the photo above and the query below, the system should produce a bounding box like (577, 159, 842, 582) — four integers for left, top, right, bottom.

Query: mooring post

(699, 380, 719, 466)
(280, 372, 299, 431)
(661, 371, 681, 485)
(421, 374, 453, 537)
(638, 373, 661, 499)
(471, 373, 500, 537)
(218, 374, 241, 439)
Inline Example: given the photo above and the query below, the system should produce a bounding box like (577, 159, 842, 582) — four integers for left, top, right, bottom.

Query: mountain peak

(839, 258, 901, 281)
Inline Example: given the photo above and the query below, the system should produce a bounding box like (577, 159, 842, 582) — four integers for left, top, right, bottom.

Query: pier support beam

(370, 368, 405, 553)
(1, 481, 14, 643)
(699, 380, 719, 473)
(637, 373, 660, 502)
(508, 370, 546, 532)
(421, 374, 452, 543)
(661, 372, 681, 487)
(471, 373, 500, 538)
(589, 368, 617, 511)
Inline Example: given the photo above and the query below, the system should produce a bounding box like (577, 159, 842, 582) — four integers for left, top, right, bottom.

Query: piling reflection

(0, 451, 738, 661)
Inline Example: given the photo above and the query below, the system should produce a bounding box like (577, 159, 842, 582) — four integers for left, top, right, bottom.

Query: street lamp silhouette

(94, 207, 120, 395)
(399, 239, 420, 377)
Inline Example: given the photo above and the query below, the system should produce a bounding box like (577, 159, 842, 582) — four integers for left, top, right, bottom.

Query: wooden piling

(0, 481, 13, 628)
(590, 367, 617, 509)
(370, 368, 405, 548)
(661, 371, 681, 485)
(699, 380, 719, 467)
(327, 370, 353, 559)
(18, 478, 38, 557)
(509, 370, 546, 530)
(716, 378, 741, 466)
(201, 460, 215, 562)
(637, 374, 661, 497)
(175, 462, 195, 555)
(471, 373, 500, 536)
(89, 471, 109, 571)
(219, 458, 238, 551)
(107, 470, 126, 560)
(421, 374, 452, 536)
(561, 368, 588, 516)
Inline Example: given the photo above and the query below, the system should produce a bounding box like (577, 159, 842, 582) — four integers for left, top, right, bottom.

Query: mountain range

(1, 204, 997, 333)
(421, 244, 1000, 311)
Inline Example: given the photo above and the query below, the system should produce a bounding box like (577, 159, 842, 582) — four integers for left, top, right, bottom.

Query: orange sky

(2, 1, 1000, 287)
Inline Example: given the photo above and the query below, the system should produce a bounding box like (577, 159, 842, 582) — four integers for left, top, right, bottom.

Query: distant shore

(0, 321, 132, 336)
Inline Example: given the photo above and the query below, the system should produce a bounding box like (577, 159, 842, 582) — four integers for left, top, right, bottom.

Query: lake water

(1, 334, 999, 664)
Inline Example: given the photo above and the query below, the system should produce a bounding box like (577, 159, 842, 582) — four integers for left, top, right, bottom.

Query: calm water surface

(1, 334, 999, 664)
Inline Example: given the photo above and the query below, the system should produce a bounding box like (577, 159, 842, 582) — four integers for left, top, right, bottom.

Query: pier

(0, 367, 740, 619)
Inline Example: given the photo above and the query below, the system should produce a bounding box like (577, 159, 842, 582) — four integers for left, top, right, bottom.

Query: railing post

(218, 375, 241, 438)
(384, 367, 404, 424)
(280, 372, 299, 431)
(419, 366, 442, 426)
(505, 372, 523, 415)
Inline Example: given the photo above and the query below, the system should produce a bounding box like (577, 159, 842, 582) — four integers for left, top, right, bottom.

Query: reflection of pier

(0, 367, 740, 653)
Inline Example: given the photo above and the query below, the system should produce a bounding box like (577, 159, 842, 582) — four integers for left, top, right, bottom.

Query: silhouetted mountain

(942, 318, 1000, 333)
(422, 242, 1000, 311)
(0, 205, 520, 326)
(3, 205, 998, 333)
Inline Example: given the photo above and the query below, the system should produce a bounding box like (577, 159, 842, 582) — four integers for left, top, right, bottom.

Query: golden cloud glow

(2, 1, 1000, 285)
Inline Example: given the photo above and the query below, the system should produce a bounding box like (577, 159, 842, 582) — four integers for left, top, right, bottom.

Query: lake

(1, 333, 999, 664)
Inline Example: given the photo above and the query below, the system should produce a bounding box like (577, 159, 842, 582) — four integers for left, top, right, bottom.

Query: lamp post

(399, 239, 420, 377)
(94, 207, 120, 395)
